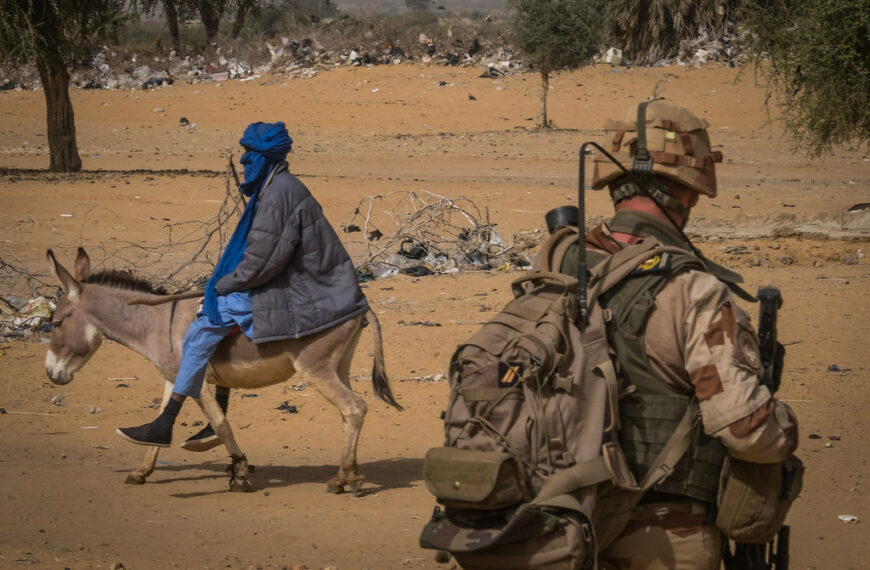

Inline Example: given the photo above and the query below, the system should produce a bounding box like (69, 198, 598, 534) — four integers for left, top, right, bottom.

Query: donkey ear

(47, 249, 82, 302)
(74, 247, 91, 280)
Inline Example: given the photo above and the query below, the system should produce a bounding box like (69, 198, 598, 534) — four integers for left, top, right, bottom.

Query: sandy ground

(0, 62, 868, 569)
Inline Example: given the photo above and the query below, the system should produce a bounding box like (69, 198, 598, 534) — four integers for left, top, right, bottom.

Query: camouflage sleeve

(680, 272, 799, 463)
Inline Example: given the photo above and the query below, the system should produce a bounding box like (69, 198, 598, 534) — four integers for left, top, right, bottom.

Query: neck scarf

(203, 122, 293, 325)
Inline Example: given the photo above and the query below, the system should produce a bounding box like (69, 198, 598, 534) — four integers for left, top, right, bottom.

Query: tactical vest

(595, 248, 726, 504)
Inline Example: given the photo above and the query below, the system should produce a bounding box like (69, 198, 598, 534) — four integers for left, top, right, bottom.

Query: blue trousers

(173, 291, 253, 397)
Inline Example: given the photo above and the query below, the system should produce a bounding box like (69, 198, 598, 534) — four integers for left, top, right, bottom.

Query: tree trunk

(35, 54, 82, 173)
(165, 0, 181, 54)
(231, 0, 254, 40)
(199, 0, 223, 45)
(539, 70, 550, 129)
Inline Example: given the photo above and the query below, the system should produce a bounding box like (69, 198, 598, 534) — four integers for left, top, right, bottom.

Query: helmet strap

(612, 180, 690, 220)
(631, 101, 654, 173)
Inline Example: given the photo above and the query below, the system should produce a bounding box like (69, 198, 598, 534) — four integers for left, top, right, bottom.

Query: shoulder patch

(630, 252, 672, 276)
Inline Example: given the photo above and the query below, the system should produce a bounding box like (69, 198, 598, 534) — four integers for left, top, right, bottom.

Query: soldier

(561, 101, 800, 569)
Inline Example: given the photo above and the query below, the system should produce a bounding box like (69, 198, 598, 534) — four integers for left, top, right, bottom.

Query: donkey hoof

(326, 478, 345, 494)
(349, 475, 365, 496)
(125, 473, 146, 485)
(229, 478, 252, 493)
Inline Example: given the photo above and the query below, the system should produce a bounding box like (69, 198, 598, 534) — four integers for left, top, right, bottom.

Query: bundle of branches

(340, 190, 521, 274)
(104, 153, 245, 293)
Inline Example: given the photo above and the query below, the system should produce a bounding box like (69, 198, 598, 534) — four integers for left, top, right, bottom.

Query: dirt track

(0, 62, 868, 569)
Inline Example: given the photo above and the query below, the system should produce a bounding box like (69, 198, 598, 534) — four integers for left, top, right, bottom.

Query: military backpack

(419, 235, 705, 569)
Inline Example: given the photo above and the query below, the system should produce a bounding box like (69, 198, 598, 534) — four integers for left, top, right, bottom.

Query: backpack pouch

(424, 447, 529, 510)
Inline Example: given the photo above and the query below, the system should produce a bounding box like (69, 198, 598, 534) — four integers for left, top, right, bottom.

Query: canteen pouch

(716, 454, 804, 543)
(424, 447, 529, 510)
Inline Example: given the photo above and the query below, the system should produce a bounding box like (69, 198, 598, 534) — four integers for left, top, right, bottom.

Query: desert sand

(0, 62, 868, 569)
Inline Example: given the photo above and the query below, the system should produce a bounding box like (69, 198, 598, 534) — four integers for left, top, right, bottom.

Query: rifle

(757, 286, 786, 392)
(725, 286, 790, 570)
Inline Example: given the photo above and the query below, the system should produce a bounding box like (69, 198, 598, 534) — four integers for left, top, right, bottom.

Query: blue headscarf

(203, 122, 293, 325)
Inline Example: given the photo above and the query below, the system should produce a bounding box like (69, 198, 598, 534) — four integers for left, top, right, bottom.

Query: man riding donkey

(551, 101, 800, 568)
(117, 121, 369, 449)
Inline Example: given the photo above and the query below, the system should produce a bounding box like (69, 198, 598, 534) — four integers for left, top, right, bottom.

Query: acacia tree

(0, 0, 125, 172)
(740, 0, 869, 156)
(509, 0, 605, 129)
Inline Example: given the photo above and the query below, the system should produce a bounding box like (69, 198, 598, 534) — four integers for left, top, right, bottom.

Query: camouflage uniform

(578, 211, 799, 570)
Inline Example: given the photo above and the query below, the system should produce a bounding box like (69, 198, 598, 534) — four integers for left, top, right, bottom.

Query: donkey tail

(365, 308, 403, 411)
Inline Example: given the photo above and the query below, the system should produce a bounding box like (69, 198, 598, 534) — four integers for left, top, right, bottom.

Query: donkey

(44, 247, 402, 493)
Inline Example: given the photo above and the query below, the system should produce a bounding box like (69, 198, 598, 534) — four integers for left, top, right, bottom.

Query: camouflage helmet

(592, 101, 723, 197)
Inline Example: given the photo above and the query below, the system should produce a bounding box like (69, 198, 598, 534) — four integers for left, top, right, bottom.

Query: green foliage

(509, 0, 605, 74)
(740, 0, 870, 156)
(0, 0, 127, 69)
(606, 0, 735, 65)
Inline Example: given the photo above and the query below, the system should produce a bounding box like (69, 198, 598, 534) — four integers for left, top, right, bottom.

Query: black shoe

(116, 422, 172, 447)
(180, 424, 223, 452)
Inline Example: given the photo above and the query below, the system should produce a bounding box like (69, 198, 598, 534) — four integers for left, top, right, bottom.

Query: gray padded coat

(214, 162, 368, 343)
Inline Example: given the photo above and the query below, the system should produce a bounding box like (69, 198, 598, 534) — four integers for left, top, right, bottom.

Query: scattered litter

(60, 213, 73, 218)
(92, 444, 109, 449)
(838, 515, 859, 524)
(292, 383, 306, 391)
(13, 296, 55, 328)
(808, 434, 822, 439)
(341, 191, 536, 280)
(81, 426, 98, 429)
(88, 406, 102, 414)
(109, 377, 138, 381)
(275, 401, 298, 414)
(827, 364, 843, 372)
(241, 393, 259, 401)
(50, 394, 65, 406)
(401, 266, 433, 277)
(0, 409, 52, 416)
(403, 372, 447, 383)
(603, 47, 622, 65)
(398, 320, 441, 327)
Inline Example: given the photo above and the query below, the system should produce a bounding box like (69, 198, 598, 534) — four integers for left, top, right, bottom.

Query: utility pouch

(420, 503, 593, 570)
(716, 454, 804, 543)
(424, 447, 529, 510)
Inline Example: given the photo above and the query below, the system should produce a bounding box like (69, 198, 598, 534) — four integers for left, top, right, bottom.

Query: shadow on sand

(114, 456, 425, 499)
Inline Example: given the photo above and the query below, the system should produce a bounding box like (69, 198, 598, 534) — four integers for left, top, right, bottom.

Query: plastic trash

(14, 296, 55, 328)
(604, 47, 622, 65)
(384, 253, 415, 269)
(370, 263, 398, 279)
(838, 515, 859, 524)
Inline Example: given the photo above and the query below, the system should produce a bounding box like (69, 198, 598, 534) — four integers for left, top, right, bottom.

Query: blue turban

(202, 121, 293, 326)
